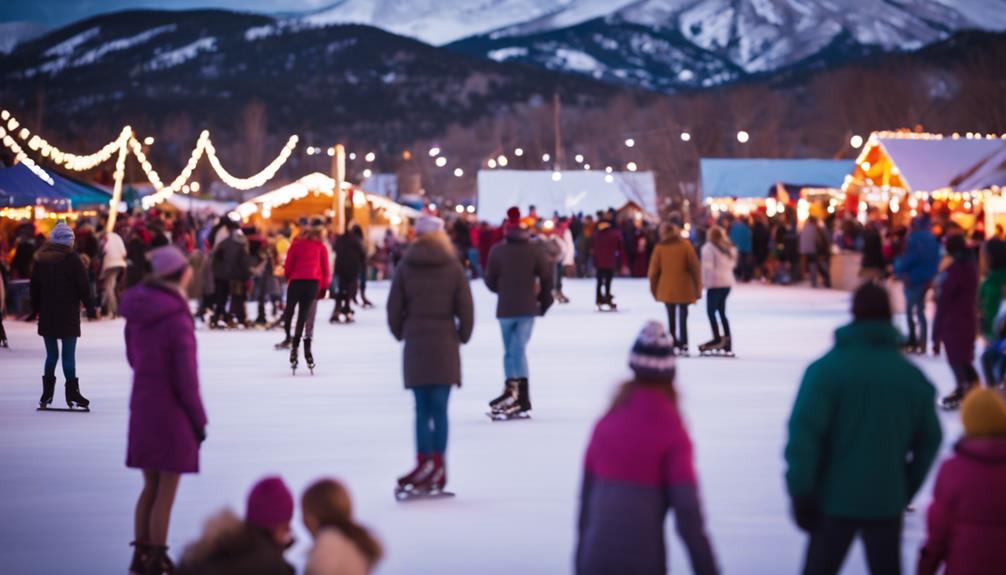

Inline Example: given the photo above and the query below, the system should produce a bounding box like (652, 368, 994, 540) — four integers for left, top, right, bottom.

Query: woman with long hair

(576, 321, 718, 575)
(647, 220, 702, 355)
(275, 220, 330, 374)
(120, 246, 208, 574)
(699, 225, 737, 355)
(387, 215, 474, 496)
(302, 478, 383, 575)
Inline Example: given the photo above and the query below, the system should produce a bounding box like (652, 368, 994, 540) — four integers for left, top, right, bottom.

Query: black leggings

(950, 362, 980, 393)
(336, 276, 359, 315)
(706, 287, 731, 340)
(596, 268, 614, 302)
(283, 280, 319, 342)
(665, 303, 689, 346)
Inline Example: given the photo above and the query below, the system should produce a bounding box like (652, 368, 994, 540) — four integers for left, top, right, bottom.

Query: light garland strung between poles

(0, 108, 299, 230)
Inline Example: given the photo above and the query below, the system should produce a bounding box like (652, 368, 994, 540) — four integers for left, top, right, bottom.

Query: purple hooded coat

(121, 282, 207, 474)
(934, 254, 978, 365)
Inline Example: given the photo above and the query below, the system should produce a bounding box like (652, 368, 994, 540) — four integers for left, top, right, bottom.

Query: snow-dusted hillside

(0, 21, 50, 54)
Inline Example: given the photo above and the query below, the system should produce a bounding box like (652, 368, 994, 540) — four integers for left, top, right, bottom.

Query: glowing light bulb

(737, 131, 750, 143)
(624, 138, 635, 148)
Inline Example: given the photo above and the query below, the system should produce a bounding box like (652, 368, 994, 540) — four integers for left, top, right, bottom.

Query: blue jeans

(904, 284, 928, 346)
(413, 385, 451, 456)
(500, 316, 535, 379)
(467, 247, 482, 278)
(43, 337, 77, 379)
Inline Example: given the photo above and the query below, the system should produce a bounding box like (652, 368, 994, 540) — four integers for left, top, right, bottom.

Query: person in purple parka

(120, 246, 208, 575)
(933, 233, 980, 409)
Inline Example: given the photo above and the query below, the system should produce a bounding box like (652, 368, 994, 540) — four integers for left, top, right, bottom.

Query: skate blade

(395, 489, 455, 502)
(699, 351, 735, 358)
(486, 411, 531, 422)
(37, 406, 90, 413)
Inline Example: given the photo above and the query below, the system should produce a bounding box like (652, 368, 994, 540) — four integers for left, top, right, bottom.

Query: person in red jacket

(591, 213, 624, 310)
(918, 387, 1006, 575)
(275, 221, 330, 374)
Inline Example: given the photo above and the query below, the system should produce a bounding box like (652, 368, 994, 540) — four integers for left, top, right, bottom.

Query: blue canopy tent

(0, 163, 111, 210)
(701, 158, 855, 199)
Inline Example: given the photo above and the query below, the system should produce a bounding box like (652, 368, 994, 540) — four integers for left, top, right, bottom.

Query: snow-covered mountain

(0, 21, 50, 54)
(297, 0, 1006, 90)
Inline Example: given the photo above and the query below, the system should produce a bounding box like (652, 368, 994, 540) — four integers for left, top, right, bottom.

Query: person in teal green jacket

(785, 282, 943, 575)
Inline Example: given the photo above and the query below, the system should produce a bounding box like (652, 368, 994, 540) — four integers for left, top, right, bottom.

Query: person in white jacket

(302, 478, 382, 575)
(699, 225, 737, 354)
(99, 228, 127, 318)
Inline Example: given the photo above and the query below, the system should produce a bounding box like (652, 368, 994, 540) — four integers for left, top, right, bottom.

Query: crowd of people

(4, 200, 1006, 575)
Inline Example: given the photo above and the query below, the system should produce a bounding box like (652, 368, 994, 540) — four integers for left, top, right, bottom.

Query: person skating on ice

(387, 215, 474, 496)
(332, 224, 366, 323)
(933, 233, 980, 409)
(120, 246, 208, 575)
(484, 207, 553, 418)
(699, 225, 737, 356)
(275, 220, 330, 374)
(591, 211, 623, 310)
(30, 221, 96, 410)
(647, 219, 702, 355)
(576, 321, 719, 575)
(892, 215, 940, 355)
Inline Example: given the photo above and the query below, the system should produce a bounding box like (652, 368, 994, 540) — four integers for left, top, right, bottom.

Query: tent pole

(106, 137, 129, 232)
(332, 144, 346, 235)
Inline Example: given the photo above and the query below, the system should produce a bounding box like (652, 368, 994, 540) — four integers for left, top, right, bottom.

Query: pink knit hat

(246, 476, 294, 531)
(147, 246, 188, 279)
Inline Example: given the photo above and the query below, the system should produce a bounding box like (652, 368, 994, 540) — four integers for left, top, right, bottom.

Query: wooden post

(331, 144, 346, 234)
(553, 92, 562, 171)
(106, 137, 129, 232)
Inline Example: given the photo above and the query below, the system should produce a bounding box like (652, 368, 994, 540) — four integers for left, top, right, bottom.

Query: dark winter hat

(49, 221, 74, 247)
(945, 233, 967, 256)
(629, 321, 677, 380)
(852, 282, 892, 322)
(246, 476, 294, 531)
(148, 246, 188, 279)
(506, 206, 521, 225)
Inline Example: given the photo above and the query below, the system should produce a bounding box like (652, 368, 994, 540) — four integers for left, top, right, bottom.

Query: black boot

(142, 545, 174, 575)
(290, 338, 300, 373)
(129, 541, 150, 574)
(304, 338, 315, 372)
(489, 379, 519, 412)
(40, 376, 56, 408)
(65, 378, 89, 409)
(518, 378, 532, 412)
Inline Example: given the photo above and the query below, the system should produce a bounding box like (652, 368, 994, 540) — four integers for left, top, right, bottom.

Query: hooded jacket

(893, 224, 940, 288)
(648, 236, 702, 305)
(918, 437, 1006, 575)
(591, 222, 623, 270)
(177, 510, 293, 575)
(212, 232, 251, 282)
(30, 242, 94, 338)
(484, 227, 553, 318)
(785, 321, 942, 519)
(387, 235, 474, 388)
(121, 282, 207, 473)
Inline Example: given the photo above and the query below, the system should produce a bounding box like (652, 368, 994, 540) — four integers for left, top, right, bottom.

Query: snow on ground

(0, 279, 964, 574)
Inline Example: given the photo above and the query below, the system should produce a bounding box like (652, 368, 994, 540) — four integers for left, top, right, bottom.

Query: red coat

(591, 224, 623, 270)
(284, 237, 331, 293)
(918, 438, 1006, 575)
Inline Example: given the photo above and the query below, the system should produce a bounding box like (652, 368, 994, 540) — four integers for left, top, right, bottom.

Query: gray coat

(484, 228, 554, 318)
(387, 236, 474, 388)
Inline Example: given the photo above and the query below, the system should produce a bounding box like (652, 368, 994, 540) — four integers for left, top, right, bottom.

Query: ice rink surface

(0, 279, 965, 574)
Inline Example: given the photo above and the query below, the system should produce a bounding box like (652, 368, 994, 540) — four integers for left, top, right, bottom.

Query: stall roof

(235, 172, 421, 220)
(701, 159, 854, 199)
(0, 163, 112, 208)
(476, 170, 657, 221)
(877, 136, 1006, 193)
(947, 143, 1006, 192)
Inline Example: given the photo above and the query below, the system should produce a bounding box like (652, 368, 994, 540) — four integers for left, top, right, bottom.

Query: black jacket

(212, 234, 251, 282)
(334, 233, 366, 280)
(861, 224, 885, 269)
(485, 227, 554, 318)
(30, 243, 94, 338)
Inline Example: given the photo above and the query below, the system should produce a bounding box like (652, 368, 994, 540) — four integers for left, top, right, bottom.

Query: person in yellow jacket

(648, 221, 702, 355)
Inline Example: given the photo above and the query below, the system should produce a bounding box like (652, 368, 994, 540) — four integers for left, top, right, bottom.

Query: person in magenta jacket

(120, 246, 208, 575)
(918, 388, 1006, 575)
(576, 321, 719, 575)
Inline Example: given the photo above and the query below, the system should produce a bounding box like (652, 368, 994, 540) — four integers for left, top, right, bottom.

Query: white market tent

(476, 169, 657, 221)
(877, 135, 1006, 193)
(701, 158, 854, 199)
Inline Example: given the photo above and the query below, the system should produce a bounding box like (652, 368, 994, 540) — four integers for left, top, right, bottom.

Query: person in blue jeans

(30, 221, 96, 410)
(893, 216, 940, 354)
(387, 216, 474, 495)
(485, 207, 554, 418)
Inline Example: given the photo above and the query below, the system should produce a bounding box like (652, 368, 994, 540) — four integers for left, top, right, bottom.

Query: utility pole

(553, 91, 562, 171)
(331, 144, 346, 235)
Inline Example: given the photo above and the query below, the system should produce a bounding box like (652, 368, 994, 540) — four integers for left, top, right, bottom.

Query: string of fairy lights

(0, 108, 299, 227)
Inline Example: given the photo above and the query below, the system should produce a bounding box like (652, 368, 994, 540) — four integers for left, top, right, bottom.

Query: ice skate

(699, 337, 734, 358)
(489, 378, 531, 421)
(38, 376, 55, 409)
(487, 379, 519, 415)
(274, 337, 291, 350)
(290, 340, 300, 375)
(304, 338, 315, 374)
(141, 545, 174, 575)
(940, 389, 965, 411)
(128, 541, 150, 575)
(0, 338, 8, 349)
(554, 290, 570, 304)
(596, 295, 617, 312)
(395, 456, 454, 501)
(675, 343, 690, 357)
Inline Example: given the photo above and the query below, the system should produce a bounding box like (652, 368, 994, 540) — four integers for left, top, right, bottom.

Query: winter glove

(195, 427, 207, 445)
(539, 292, 555, 317)
(791, 496, 820, 533)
